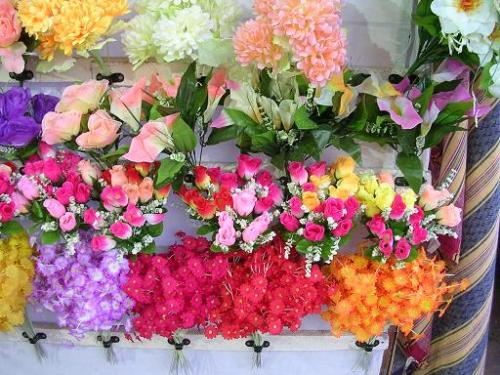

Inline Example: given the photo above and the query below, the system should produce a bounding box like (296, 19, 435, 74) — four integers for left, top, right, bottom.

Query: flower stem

(90, 50, 112, 76)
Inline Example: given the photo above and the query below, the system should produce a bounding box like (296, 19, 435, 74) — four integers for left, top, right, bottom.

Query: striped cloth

(390, 104, 499, 374)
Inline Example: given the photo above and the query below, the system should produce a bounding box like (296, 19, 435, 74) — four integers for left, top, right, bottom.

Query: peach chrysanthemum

(233, 19, 284, 69)
(271, 0, 346, 86)
(254, 0, 277, 18)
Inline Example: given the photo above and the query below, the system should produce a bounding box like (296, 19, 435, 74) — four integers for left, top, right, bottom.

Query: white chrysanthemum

(152, 5, 215, 62)
(488, 62, 500, 98)
(431, 0, 497, 37)
(123, 14, 158, 69)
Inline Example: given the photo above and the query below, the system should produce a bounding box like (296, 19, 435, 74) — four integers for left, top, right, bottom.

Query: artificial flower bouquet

(32, 231, 133, 337)
(87, 162, 170, 255)
(179, 154, 282, 253)
(322, 251, 468, 342)
(123, 0, 240, 69)
(0, 233, 35, 332)
(208, 0, 347, 170)
(0, 86, 58, 157)
(279, 157, 360, 275)
(14, 149, 94, 252)
(356, 171, 462, 264)
(125, 233, 327, 341)
(412, 0, 499, 97)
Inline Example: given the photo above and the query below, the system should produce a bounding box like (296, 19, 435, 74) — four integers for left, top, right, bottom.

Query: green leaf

(197, 224, 218, 236)
(294, 106, 318, 130)
(141, 243, 156, 255)
(147, 223, 164, 237)
(331, 137, 361, 163)
(40, 230, 60, 245)
(17, 141, 39, 161)
(311, 127, 332, 150)
(252, 131, 279, 155)
(339, 233, 352, 247)
(433, 79, 463, 94)
(0, 221, 24, 236)
(102, 145, 130, 164)
(31, 201, 44, 220)
(346, 99, 368, 132)
(424, 124, 465, 149)
(156, 159, 185, 187)
(396, 127, 418, 155)
(347, 73, 370, 87)
(176, 62, 208, 125)
(172, 116, 197, 153)
(413, 15, 440, 37)
(396, 153, 423, 193)
(434, 101, 473, 127)
(271, 152, 287, 170)
(206, 125, 239, 145)
(225, 108, 260, 128)
(404, 247, 419, 263)
(295, 239, 315, 255)
(415, 84, 434, 116)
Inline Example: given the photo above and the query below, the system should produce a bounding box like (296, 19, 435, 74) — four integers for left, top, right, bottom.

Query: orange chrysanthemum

(322, 250, 467, 342)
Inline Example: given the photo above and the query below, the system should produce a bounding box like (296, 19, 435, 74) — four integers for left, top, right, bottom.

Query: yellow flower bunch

(329, 156, 359, 200)
(17, 0, 128, 60)
(322, 250, 468, 342)
(0, 234, 35, 332)
(356, 171, 418, 217)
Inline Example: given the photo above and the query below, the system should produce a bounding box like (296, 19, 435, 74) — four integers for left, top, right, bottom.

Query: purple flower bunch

(32, 232, 133, 337)
(0, 87, 58, 148)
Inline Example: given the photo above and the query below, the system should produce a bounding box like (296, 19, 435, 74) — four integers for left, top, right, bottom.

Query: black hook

(168, 337, 191, 351)
(22, 331, 47, 345)
(9, 70, 34, 84)
(96, 73, 125, 84)
(355, 340, 380, 353)
(245, 339, 270, 353)
(97, 335, 120, 348)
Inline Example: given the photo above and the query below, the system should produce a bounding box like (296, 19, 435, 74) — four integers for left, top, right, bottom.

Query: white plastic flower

(466, 33, 496, 65)
(431, 0, 498, 37)
(152, 5, 215, 62)
(122, 14, 158, 69)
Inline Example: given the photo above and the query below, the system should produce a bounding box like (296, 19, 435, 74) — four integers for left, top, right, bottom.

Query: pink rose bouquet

(279, 157, 360, 276)
(357, 171, 462, 264)
(14, 147, 94, 253)
(179, 154, 282, 253)
(87, 162, 171, 255)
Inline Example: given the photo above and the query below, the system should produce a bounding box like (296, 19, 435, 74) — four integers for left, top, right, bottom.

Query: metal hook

(355, 340, 380, 353)
(22, 331, 47, 345)
(96, 73, 125, 84)
(245, 339, 270, 353)
(97, 335, 120, 349)
(9, 70, 34, 85)
(168, 337, 191, 351)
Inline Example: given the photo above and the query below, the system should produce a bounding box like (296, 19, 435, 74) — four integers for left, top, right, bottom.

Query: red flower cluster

(178, 165, 234, 220)
(123, 233, 230, 339)
(207, 236, 328, 339)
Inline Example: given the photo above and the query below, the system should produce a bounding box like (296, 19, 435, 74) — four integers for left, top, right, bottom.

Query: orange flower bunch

(322, 250, 468, 342)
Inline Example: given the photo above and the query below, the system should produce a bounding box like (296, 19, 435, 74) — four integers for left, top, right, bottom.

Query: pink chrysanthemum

(233, 19, 284, 69)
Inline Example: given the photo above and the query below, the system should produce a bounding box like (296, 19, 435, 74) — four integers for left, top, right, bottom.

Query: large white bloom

(431, 0, 497, 37)
(466, 33, 496, 65)
(152, 5, 215, 62)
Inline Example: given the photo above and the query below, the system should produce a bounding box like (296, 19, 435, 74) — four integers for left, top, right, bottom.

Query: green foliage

(396, 152, 423, 193)
(172, 116, 197, 153)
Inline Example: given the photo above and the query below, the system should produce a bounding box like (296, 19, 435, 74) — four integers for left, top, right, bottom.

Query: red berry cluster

(123, 233, 230, 339)
(207, 237, 328, 339)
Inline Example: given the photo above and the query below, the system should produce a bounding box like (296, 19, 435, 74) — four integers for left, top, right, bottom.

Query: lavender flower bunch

(32, 232, 134, 337)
